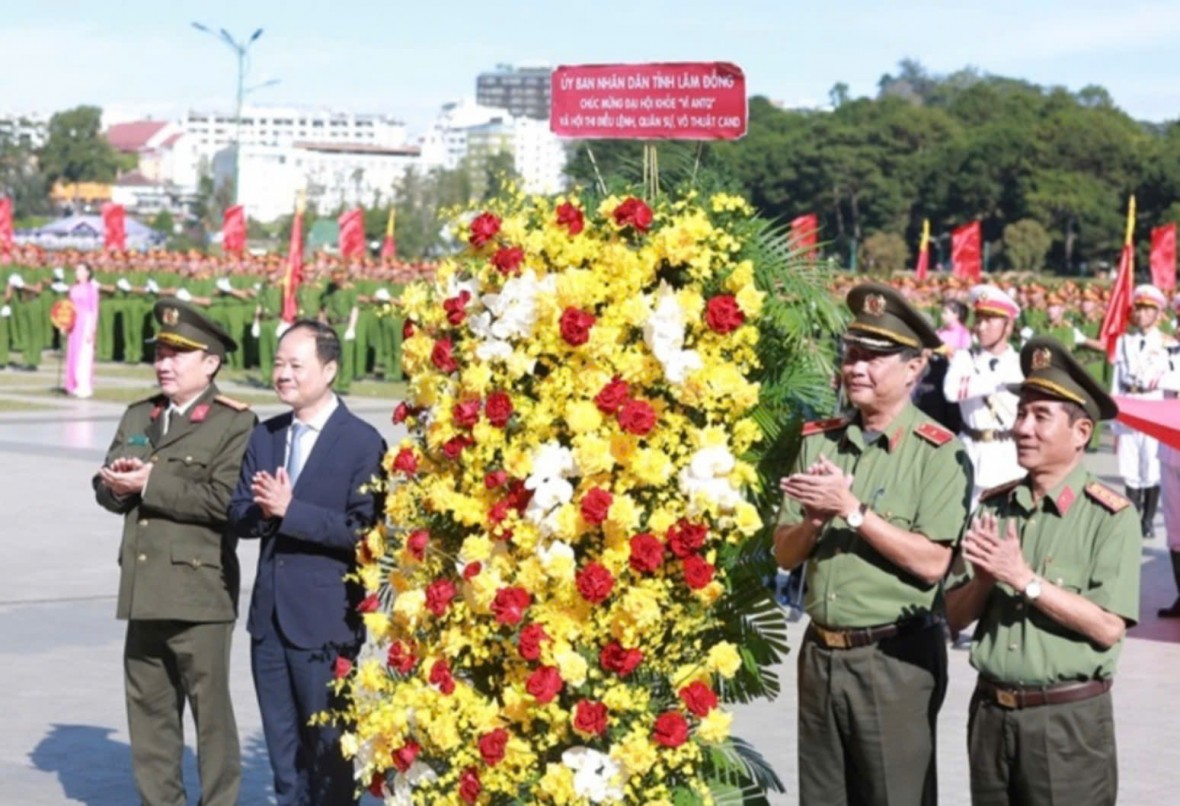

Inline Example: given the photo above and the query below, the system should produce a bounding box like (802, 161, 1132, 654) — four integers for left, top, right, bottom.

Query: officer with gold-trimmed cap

(94, 298, 255, 804)
(948, 336, 1137, 804)
(775, 281, 972, 805)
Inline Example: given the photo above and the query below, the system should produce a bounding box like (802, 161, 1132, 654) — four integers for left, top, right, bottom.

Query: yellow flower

(362, 612, 391, 642)
(565, 400, 604, 434)
(392, 590, 425, 627)
(736, 283, 765, 318)
(707, 641, 743, 678)
(733, 501, 763, 536)
(696, 709, 734, 744)
(612, 731, 659, 776)
(554, 646, 589, 686)
(459, 535, 493, 564)
(537, 763, 577, 804)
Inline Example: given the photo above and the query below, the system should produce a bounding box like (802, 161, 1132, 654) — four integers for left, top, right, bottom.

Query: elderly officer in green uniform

(776, 282, 973, 806)
(94, 299, 257, 806)
(947, 336, 1139, 806)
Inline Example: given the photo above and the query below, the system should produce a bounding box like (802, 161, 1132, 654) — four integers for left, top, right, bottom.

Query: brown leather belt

(962, 426, 1014, 442)
(976, 677, 1112, 710)
(809, 616, 935, 650)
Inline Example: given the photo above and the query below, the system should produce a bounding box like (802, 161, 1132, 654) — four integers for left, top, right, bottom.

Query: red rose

(518, 622, 549, 661)
(442, 435, 472, 460)
(682, 554, 715, 590)
(469, 212, 501, 248)
(491, 245, 525, 275)
(429, 658, 455, 695)
(402, 320, 415, 339)
(453, 399, 481, 429)
(463, 561, 482, 579)
(484, 469, 508, 489)
(576, 562, 615, 604)
(458, 766, 482, 804)
(333, 656, 352, 679)
(357, 593, 380, 613)
(485, 391, 514, 427)
(555, 201, 585, 235)
(505, 480, 533, 513)
(617, 399, 656, 435)
(392, 447, 418, 475)
(705, 294, 745, 334)
(559, 307, 596, 346)
(491, 586, 531, 625)
(612, 197, 653, 232)
(478, 728, 509, 767)
(443, 289, 471, 326)
(628, 532, 665, 575)
(678, 681, 719, 716)
(652, 711, 689, 748)
(573, 700, 609, 736)
(387, 640, 417, 674)
(392, 401, 410, 424)
(406, 529, 429, 561)
(667, 519, 707, 558)
(599, 641, 643, 677)
(391, 740, 421, 773)
(580, 488, 613, 525)
(431, 339, 459, 373)
(594, 377, 630, 414)
(368, 773, 386, 798)
(425, 578, 456, 617)
(525, 665, 564, 704)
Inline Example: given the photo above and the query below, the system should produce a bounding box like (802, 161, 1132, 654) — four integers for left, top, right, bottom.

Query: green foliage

(859, 231, 908, 273)
(38, 105, 123, 185)
(1002, 218, 1052, 270)
(150, 209, 175, 235)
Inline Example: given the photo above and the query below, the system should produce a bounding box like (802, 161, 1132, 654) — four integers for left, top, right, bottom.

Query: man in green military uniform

(252, 269, 284, 379)
(776, 283, 973, 805)
(94, 300, 257, 806)
(10, 273, 45, 369)
(947, 336, 1139, 806)
(320, 266, 359, 393)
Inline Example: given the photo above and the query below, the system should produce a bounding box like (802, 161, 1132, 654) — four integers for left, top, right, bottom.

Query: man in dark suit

(94, 299, 256, 806)
(228, 319, 385, 805)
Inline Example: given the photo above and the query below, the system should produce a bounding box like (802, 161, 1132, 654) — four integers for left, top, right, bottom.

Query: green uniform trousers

(18, 298, 43, 368)
(0, 312, 10, 366)
(967, 688, 1116, 806)
(124, 619, 240, 806)
(335, 335, 357, 393)
(797, 620, 947, 806)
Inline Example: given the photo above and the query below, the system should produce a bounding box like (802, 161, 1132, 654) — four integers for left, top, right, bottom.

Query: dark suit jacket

(228, 401, 386, 649)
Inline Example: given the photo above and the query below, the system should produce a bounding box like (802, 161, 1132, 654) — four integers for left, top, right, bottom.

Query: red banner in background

(1151, 223, 1176, 293)
(381, 208, 397, 260)
(551, 62, 747, 140)
(102, 203, 125, 251)
(338, 208, 366, 259)
(1100, 243, 1134, 361)
(222, 205, 246, 255)
(951, 220, 981, 282)
(281, 208, 304, 324)
(790, 213, 818, 256)
(0, 197, 12, 253)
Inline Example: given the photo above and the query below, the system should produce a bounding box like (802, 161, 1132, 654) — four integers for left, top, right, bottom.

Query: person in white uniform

(943, 284, 1024, 507)
(1112, 283, 1170, 538)
(1157, 294, 1180, 615)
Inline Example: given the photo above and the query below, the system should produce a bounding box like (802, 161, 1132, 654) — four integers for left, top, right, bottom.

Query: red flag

(338, 208, 365, 259)
(790, 213, 819, 256)
(1101, 243, 1134, 361)
(914, 219, 931, 280)
(102, 203, 126, 251)
(951, 221, 981, 282)
(1115, 396, 1180, 451)
(281, 204, 304, 324)
(222, 205, 246, 255)
(381, 208, 397, 260)
(0, 196, 12, 254)
(1151, 223, 1176, 292)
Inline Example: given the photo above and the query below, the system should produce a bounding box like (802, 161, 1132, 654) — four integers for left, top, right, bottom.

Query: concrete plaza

(1, 366, 1178, 804)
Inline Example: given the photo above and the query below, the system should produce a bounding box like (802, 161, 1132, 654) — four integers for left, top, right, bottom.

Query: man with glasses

(776, 282, 973, 805)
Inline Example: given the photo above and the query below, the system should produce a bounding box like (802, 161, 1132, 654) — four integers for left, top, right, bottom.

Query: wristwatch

(1022, 577, 1043, 602)
(845, 501, 868, 529)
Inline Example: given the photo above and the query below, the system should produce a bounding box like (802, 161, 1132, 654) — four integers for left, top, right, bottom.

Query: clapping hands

(251, 467, 294, 519)
(779, 454, 856, 526)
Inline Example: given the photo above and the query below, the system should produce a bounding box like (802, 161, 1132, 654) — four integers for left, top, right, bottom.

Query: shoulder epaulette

(914, 421, 954, 447)
(214, 394, 251, 411)
(979, 479, 1021, 502)
(134, 393, 167, 409)
(801, 417, 848, 437)
(1085, 482, 1131, 513)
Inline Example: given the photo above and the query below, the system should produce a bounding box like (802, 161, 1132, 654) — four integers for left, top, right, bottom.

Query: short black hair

(943, 299, 968, 322)
(279, 319, 341, 367)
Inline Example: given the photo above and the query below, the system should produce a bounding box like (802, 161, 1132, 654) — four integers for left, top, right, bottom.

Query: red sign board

(550, 62, 747, 140)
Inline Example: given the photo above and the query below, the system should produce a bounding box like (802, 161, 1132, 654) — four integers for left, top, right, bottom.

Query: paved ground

(1, 362, 1178, 804)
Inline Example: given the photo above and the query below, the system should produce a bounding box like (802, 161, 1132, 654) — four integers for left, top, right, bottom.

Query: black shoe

(1159, 598, 1180, 618)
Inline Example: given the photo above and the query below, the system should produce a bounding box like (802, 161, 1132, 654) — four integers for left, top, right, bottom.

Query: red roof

(105, 121, 169, 152)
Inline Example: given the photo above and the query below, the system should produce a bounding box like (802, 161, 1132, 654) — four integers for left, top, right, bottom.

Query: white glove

(251, 320, 261, 338)
(253, 282, 262, 291)
(176, 288, 192, 302)
(1019, 326, 1034, 344)
(1073, 327, 1087, 346)
(50, 281, 69, 293)
(8, 274, 23, 288)
(216, 277, 232, 293)
(276, 321, 291, 338)
(0, 305, 10, 317)
(374, 287, 391, 302)
(344, 327, 356, 341)
(116, 277, 132, 292)
(146, 278, 159, 294)
(52, 267, 65, 280)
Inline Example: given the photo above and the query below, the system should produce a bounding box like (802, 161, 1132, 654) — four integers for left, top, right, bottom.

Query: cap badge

(162, 307, 180, 326)
(1031, 347, 1053, 371)
(864, 293, 887, 317)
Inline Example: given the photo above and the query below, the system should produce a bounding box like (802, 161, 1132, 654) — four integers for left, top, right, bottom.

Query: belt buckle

(979, 429, 995, 443)
(816, 626, 850, 649)
(995, 688, 1019, 709)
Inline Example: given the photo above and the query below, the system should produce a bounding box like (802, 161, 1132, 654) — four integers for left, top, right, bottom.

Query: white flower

(643, 282, 702, 384)
(679, 445, 743, 512)
(524, 440, 578, 535)
(469, 271, 553, 368)
(445, 273, 480, 302)
(562, 747, 625, 803)
(389, 761, 438, 806)
(536, 539, 575, 577)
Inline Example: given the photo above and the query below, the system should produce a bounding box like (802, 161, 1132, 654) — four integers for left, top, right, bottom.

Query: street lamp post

(191, 23, 264, 207)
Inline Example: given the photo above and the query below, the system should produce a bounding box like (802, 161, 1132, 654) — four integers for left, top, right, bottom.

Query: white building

(183, 106, 407, 155)
(0, 111, 49, 148)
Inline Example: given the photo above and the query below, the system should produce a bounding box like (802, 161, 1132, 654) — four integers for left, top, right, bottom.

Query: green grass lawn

(0, 398, 52, 412)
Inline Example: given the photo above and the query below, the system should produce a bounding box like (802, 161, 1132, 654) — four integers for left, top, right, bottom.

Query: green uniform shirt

(967, 464, 1140, 686)
(321, 283, 358, 326)
(779, 404, 972, 628)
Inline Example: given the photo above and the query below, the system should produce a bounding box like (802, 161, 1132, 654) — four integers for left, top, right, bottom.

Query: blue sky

(4, 0, 1180, 135)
